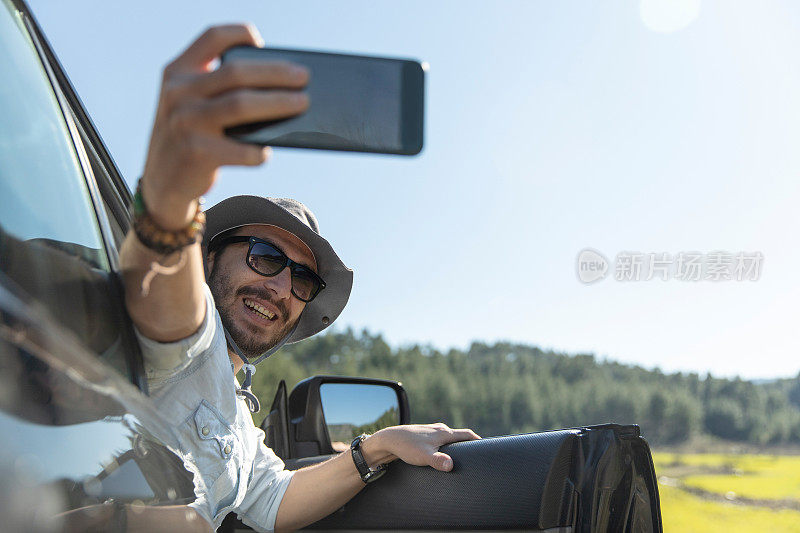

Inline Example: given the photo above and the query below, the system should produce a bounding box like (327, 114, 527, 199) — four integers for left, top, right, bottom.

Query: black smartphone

(222, 46, 425, 156)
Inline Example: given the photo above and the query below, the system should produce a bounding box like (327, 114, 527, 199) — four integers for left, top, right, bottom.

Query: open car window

(0, 0, 139, 382)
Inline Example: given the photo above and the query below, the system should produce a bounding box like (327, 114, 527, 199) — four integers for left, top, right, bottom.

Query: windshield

(0, 0, 136, 378)
(0, 0, 106, 257)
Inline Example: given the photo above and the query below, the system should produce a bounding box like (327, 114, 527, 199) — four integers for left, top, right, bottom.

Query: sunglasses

(208, 235, 325, 302)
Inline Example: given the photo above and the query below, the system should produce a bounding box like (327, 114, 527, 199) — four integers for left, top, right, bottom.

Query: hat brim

(203, 196, 353, 344)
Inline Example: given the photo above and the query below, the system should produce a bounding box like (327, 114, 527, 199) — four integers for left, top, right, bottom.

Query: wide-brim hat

(203, 195, 353, 344)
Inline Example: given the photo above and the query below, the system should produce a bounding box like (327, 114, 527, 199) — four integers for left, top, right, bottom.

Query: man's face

(206, 224, 317, 358)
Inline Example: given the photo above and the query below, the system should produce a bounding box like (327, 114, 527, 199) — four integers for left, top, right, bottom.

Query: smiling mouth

(244, 298, 276, 321)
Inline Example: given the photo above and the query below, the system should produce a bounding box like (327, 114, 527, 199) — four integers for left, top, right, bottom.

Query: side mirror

(321, 382, 403, 452)
(287, 376, 410, 458)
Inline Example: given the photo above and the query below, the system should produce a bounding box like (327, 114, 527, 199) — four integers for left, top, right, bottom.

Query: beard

(208, 261, 296, 359)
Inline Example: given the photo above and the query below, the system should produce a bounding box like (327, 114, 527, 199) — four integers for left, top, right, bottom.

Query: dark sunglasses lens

(290, 266, 320, 302)
(248, 242, 286, 275)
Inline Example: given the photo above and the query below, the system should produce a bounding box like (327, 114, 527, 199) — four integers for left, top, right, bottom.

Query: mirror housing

(287, 375, 410, 458)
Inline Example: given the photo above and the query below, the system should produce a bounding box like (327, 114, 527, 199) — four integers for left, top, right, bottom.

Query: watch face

(364, 465, 387, 484)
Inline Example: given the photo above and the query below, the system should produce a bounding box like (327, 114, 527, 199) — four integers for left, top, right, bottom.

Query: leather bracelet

(132, 180, 205, 255)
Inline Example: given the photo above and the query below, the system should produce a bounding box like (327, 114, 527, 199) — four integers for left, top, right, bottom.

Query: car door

(219, 377, 662, 532)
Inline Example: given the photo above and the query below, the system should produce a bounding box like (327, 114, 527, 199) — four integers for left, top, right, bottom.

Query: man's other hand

(141, 24, 310, 230)
(361, 423, 481, 472)
(274, 423, 481, 531)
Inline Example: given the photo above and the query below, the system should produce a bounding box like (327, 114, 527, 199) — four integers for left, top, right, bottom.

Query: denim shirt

(136, 285, 294, 532)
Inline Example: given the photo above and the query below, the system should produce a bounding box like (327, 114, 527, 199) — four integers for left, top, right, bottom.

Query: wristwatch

(350, 433, 388, 484)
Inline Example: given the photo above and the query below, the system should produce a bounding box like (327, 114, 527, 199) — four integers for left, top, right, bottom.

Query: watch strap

(350, 434, 387, 484)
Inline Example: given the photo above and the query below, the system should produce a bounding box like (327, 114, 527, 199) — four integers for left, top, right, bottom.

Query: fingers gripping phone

(222, 46, 425, 156)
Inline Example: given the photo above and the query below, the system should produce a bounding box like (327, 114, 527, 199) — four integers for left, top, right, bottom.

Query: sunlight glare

(640, 0, 701, 33)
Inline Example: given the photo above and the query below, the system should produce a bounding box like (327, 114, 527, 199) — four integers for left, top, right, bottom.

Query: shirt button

(224, 445, 232, 455)
(201, 426, 210, 436)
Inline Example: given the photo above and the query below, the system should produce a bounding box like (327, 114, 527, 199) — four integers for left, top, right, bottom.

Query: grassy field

(653, 451, 800, 533)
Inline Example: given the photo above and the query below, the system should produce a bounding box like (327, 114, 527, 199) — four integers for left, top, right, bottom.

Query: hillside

(250, 328, 800, 446)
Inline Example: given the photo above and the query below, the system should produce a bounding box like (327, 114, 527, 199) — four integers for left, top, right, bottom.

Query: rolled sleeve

(135, 284, 218, 382)
(135, 283, 295, 532)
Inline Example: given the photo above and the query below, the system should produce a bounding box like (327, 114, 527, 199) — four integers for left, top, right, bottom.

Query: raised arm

(119, 25, 309, 342)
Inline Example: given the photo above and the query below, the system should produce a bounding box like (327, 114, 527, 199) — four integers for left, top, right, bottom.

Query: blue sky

(27, 0, 800, 379)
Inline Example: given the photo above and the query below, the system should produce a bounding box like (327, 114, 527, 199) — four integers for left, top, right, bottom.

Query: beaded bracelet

(132, 180, 206, 256)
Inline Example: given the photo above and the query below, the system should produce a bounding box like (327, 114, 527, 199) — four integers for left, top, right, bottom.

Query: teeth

(244, 299, 275, 320)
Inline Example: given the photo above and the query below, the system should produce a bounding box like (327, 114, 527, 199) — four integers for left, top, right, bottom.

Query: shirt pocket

(184, 400, 240, 484)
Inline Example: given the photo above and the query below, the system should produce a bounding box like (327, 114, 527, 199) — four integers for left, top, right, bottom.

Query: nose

(263, 266, 293, 301)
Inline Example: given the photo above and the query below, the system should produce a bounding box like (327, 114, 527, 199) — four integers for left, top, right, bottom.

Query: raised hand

(140, 24, 309, 230)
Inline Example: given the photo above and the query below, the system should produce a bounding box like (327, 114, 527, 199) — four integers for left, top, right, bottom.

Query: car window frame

(10, 0, 147, 393)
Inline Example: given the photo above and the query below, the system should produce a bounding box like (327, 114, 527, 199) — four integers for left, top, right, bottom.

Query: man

(120, 24, 479, 532)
